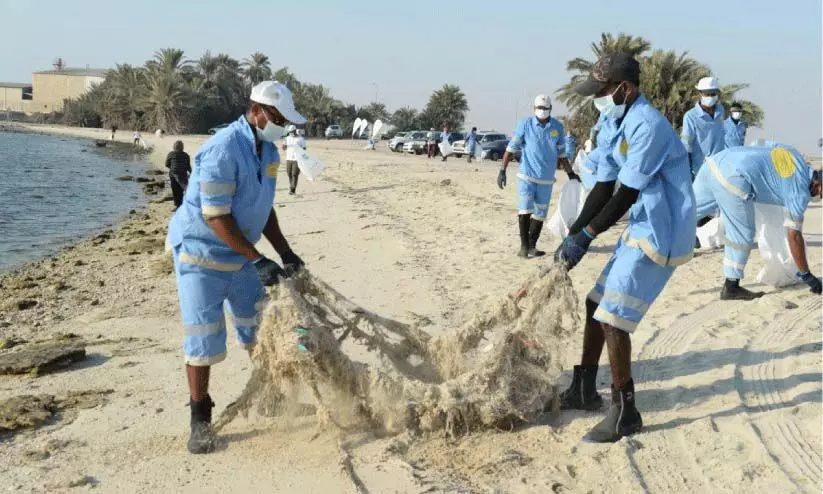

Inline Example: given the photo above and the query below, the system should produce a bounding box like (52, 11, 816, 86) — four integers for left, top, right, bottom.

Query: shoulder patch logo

(266, 162, 280, 177)
(770, 148, 795, 178)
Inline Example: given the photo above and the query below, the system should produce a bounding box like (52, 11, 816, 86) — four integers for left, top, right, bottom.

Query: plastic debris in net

(216, 265, 580, 438)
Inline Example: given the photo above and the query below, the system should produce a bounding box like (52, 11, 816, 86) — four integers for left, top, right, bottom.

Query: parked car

(389, 131, 424, 152)
(325, 125, 344, 139)
(208, 123, 230, 135)
(452, 132, 507, 157)
(480, 138, 519, 162)
(403, 133, 428, 155)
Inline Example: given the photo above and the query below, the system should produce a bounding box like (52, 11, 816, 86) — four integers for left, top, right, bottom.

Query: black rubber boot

(528, 218, 546, 257)
(584, 379, 642, 443)
(188, 395, 215, 454)
(720, 278, 764, 301)
(559, 365, 603, 411)
(518, 214, 531, 258)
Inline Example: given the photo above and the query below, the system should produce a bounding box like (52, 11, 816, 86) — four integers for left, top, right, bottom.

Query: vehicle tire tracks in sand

(736, 296, 822, 491)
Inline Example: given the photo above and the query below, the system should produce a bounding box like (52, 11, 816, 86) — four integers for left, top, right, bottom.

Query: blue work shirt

(466, 132, 477, 151)
(724, 118, 747, 148)
(167, 115, 280, 270)
(598, 94, 695, 266)
(590, 113, 607, 138)
(708, 144, 811, 231)
(564, 135, 577, 162)
(506, 116, 566, 184)
(681, 102, 727, 175)
(581, 116, 619, 190)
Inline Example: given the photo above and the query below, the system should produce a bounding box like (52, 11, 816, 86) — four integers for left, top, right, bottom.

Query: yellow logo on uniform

(550, 130, 559, 137)
(266, 161, 280, 177)
(770, 148, 795, 178)
(619, 139, 629, 155)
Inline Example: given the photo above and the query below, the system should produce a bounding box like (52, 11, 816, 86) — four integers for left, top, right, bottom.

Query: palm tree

(423, 84, 469, 129)
(242, 52, 272, 85)
(196, 51, 220, 87)
(147, 48, 189, 76)
(391, 107, 419, 131)
(556, 33, 651, 113)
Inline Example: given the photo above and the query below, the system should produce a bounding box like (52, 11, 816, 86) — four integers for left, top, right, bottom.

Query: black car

(481, 138, 519, 161)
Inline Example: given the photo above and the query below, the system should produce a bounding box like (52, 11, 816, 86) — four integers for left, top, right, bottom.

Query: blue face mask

(593, 83, 626, 119)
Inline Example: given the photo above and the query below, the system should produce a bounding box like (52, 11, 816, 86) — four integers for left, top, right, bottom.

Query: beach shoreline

(0, 123, 820, 493)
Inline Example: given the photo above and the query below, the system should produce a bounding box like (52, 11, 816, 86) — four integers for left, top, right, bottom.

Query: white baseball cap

(250, 81, 306, 124)
(695, 77, 720, 91)
(534, 94, 552, 108)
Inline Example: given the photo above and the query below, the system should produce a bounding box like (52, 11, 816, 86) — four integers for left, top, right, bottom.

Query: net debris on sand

(216, 265, 580, 438)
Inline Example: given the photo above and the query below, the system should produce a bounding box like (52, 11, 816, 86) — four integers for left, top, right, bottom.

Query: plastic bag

(295, 148, 324, 181)
(547, 180, 583, 239)
(438, 141, 453, 157)
(696, 217, 725, 249)
(754, 203, 801, 287)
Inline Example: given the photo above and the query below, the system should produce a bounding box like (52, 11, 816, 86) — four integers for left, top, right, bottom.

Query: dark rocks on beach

(14, 300, 38, 311)
(133, 177, 152, 183)
(116, 176, 135, 181)
(151, 194, 174, 203)
(0, 390, 112, 436)
(146, 170, 165, 176)
(0, 338, 86, 376)
(142, 180, 166, 195)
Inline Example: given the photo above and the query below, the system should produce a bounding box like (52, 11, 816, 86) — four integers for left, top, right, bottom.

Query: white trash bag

(547, 180, 583, 239)
(696, 217, 725, 249)
(295, 148, 324, 181)
(754, 203, 801, 287)
(438, 140, 454, 157)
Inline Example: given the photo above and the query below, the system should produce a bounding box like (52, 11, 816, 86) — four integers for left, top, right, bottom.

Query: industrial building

(0, 60, 107, 114)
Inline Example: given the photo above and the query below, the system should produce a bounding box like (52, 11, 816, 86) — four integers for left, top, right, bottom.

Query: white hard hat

(286, 124, 296, 133)
(534, 94, 552, 107)
(250, 81, 306, 124)
(297, 129, 305, 136)
(695, 77, 720, 91)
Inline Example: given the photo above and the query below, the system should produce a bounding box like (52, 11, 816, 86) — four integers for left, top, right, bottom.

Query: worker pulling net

(215, 265, 580, 438)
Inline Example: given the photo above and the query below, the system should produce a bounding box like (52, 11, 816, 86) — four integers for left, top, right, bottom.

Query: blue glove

(253, 257, 287, 286)
(280, 249, 305, 276)
(797, 271, 822, 294)
(555, 229, 595, 270)
(497, 168, 507, 189)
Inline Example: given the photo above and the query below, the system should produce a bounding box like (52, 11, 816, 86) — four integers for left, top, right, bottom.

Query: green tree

(361, 102, 390, 122)
(390, 107, 419, 131)
(242, 52, 272, 85)
(422, 84, 469, 130)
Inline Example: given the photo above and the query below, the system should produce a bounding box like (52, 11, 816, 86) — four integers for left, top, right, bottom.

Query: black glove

(567, 171, 581, 182)
(554, 229, 595, 270)
(798, 271, 822, 294)
(280, 249, 305, 276)
(497, 168, 507, 189)
(253, 257, 287, 286)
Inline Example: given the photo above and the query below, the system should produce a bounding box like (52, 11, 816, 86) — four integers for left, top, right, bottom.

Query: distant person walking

(681, 76, 726, 179)
(282, 125, 306, 194)
(724, 102, 747, 148)
(110, 124, 117, 141)
(133, 131, 142, 146)
(165, 140, 192, 209)
(426, 128, 437, 159)
(440, 125, 451, 162)
(465, 127, 477, 163)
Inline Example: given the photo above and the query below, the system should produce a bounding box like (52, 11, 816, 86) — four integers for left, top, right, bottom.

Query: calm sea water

(0, 132, 150, 271)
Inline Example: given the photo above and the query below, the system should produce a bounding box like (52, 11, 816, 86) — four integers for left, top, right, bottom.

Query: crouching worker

(166, 81, 307, 454)
(693, 143, 822, 299)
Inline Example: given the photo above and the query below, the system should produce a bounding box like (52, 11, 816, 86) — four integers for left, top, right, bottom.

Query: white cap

(695, 77, 720, 91)
(250, 81, 306, 124)
(286, 124, 296, 133)
(534, 94, 552, 107)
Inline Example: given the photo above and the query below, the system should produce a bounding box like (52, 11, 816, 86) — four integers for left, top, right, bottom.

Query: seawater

(0, 132, 150, 271)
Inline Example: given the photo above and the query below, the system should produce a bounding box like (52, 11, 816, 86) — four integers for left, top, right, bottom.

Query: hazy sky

(2, 0, 821, 152)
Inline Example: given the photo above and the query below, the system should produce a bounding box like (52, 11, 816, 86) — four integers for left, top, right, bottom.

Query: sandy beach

(0, 123, 820, 493)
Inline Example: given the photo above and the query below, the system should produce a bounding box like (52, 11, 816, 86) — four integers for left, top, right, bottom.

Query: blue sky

(3, 0, 821, 152)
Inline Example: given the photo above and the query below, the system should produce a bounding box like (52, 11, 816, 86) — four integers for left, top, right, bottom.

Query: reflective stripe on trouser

(587, 240, 675, 333)
(695, 166, 755, 280)
(518, 179, 553, 220)
(173, 247, 265, 366)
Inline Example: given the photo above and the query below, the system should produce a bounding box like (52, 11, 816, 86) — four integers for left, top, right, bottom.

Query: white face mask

(731, 111, 742, 120)
(256, 110, 285, 142)
(701, 95, 718, 107)
(534, 109, 551, 120)
(593, 83, 626, 119)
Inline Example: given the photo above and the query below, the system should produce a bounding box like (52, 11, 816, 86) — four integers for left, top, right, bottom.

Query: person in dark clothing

(165, 140, 192, 209)
(111, 124, 118, 141)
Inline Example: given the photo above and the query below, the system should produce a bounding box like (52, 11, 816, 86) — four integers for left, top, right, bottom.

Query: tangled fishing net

(216, 265, 580, 438)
